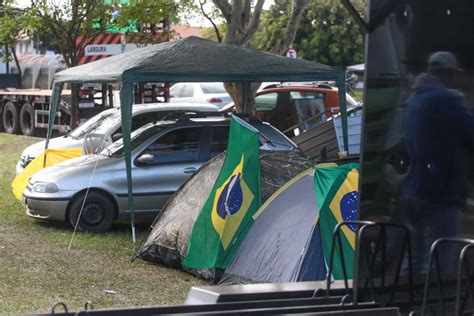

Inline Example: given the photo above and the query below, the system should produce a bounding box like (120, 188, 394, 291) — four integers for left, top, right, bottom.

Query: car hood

(29, 154, 121, 187)
(21, 136, 84, 160)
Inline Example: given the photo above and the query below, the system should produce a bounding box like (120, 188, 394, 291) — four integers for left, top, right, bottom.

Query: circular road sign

(286, 48, 297, 58)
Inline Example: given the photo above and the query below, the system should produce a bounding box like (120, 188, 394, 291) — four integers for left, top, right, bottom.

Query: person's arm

(441, 93, 474, 147)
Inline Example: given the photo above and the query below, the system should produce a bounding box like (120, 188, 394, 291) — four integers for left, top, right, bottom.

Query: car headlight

(32, 182, 59, 193)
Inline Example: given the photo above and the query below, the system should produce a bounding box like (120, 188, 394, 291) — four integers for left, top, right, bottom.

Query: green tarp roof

(54, 36, 341, 84)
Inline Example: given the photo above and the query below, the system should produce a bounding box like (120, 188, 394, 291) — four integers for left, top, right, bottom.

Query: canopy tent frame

(45, 37, 349, 242)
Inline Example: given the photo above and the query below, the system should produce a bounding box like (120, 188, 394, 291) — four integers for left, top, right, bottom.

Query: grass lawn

(0, 133, 204, 315)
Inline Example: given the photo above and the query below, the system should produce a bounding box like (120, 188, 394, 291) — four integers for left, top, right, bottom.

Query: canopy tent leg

(337, 75, 349, 153)
(45, 82, 63, 150)
(44, 82, 64, 167)
(120, 83, 136, 243)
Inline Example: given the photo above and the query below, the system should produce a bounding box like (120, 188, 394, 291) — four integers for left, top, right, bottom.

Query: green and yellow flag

(314, 163, 359, 280)
(183, 116, 261, 270)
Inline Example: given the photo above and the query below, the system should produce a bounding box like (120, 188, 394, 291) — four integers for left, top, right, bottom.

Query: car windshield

(200, 83, 226, 94)
(107, 121, 174, 157)
(69, 109, 120, 140)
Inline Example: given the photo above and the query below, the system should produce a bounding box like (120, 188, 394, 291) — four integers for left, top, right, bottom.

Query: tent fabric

(53, 36, 341, 84)
(220, 168, 328, 284)
(11, 148, 83, 200)
(47, 36, 348, 241)
(136, 150, 314, 280)
(221, 163, 360, 285)
(295, 223, 327, 281)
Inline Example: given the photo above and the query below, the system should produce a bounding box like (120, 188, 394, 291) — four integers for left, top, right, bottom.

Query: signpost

(84, 44, 122, 56)
(286, 47, 297, 59)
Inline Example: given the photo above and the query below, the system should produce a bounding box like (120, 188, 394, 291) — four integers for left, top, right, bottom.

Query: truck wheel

(20, 102, 36, 136)
(68, 191, 116, 233)
(2, 101, 19, 134)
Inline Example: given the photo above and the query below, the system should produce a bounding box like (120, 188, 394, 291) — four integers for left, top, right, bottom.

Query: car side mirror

(136, 153, 154, 165)
(112, 133, 122, 142)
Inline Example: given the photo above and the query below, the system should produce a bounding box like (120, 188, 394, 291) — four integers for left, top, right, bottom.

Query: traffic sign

(84, 44, 121, 56)
(286, 48, 297, 58)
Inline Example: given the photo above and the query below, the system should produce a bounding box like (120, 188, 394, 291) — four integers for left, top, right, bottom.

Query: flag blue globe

(216, 174, 243, 219)
(340, 191, 359, 232)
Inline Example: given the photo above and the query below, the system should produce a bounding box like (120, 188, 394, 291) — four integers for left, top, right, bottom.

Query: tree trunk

(219, 0, 310, 114)
(224, 82, 260, 114)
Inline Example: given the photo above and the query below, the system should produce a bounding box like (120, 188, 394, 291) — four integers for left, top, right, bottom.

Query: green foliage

(0, 14, 18, 46)
(254, 0, 366, 69)
(0, 0, 181, 65)
(251, 0, 289, 51)
(0, 5, 36, 43)
(0, 3, 42, 61)
(109, 0, 179, 30)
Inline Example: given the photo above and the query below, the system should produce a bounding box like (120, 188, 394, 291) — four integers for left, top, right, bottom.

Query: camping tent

(220, 163, 359, 284)
(46, 36, 348, 240)
(137, 150, 314, 280)
(219, 168, 327, 283)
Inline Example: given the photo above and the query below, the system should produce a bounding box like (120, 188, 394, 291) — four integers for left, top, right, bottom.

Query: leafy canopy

(254, 0, 366, 69)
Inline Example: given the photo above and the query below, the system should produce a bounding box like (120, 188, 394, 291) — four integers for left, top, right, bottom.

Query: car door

(130, 126, 205, 212)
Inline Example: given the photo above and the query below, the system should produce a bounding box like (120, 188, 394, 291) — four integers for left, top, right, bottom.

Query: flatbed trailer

(0, 88, 73, 136)
(0, 19, 171, 137)
(0, 83, 170, 137)
(0, 86, 116, 136)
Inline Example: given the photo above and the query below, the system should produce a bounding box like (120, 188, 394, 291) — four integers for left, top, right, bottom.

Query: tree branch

(199, 0, 223, 42)
(236, 0, 264, 46)
(212, 0, 232, 21)
(271, 0, 309, 55)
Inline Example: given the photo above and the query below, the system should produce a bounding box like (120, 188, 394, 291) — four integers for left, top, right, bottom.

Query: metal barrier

(421, 237, 474, 316)
(324, 220, 413, 307)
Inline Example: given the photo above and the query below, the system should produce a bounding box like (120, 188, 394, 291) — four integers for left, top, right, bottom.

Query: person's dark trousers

(396, 197, 460, 276)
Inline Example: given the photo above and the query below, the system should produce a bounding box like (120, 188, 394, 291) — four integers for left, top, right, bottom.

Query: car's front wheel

(68, 191, 115, 233)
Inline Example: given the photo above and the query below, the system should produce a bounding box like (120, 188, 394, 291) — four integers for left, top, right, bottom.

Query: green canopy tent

(46, 36, 348, 241)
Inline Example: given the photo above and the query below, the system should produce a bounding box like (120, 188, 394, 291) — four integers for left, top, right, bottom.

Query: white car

(169, 82, 232, 109)
(16, 102, 218, 175)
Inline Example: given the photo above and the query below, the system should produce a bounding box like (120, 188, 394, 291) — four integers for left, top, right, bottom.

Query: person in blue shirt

(400, 51, 474, 275)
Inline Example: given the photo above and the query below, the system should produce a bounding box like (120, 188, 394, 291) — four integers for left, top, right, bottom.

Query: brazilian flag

(183, 115, 261, 270)
(314, 163, 359, 280)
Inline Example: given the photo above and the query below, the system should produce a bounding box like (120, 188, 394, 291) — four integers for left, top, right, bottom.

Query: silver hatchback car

(23, 113, 297, 232)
